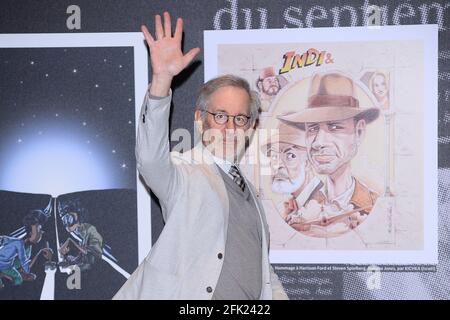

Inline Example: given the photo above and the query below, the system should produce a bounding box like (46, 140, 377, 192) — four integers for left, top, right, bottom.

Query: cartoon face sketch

(277, 72, 381, 237)
(369, 71, 390, 109)
(263, 123, 309, 194)
(261, 121, 324, 224)
(305, 118, 364, 176)
(255, 66, 289, 112)
(260, 76, 281, 96)
(269, 142, 307, 194)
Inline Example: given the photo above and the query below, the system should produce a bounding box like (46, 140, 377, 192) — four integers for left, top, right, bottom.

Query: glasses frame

(202, 110, 251, 127)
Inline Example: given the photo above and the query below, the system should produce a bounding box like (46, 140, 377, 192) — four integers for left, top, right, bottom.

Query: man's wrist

(149, 74, 173, 97)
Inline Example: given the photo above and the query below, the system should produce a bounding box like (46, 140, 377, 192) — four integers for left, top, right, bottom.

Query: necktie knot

(229, 165, 246, 192)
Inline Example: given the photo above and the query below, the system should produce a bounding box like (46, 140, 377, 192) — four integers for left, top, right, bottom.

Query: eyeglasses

(203, 110, 251, 127)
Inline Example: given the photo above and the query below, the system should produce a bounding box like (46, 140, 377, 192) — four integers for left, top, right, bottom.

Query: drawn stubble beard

(271, 165, 306, 194)
(263, 84, 280, 96)
(308, 140, 358, 176)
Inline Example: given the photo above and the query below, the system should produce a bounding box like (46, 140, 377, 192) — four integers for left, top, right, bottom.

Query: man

(0, 235, 35, 287)
(0, 210, 46, 287)
(255, 67, 288, 112)
(60, 212, 103, 272)
(261, 121, 322, 222)
(278, 72, 379, 236)
(113, 12, 287, 300)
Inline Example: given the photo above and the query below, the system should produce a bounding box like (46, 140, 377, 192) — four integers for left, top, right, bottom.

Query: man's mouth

(266, 86, 279, 95)
(273, 175, 289, 181)
(313, 154, 335, 163)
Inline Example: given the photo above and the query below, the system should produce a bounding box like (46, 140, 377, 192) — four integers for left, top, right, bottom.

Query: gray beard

(271, 168, 306, 194)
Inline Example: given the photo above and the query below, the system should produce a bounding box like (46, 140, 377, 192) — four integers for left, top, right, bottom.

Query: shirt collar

(324, 176, 356, 209)
(203, 147, 236, 177)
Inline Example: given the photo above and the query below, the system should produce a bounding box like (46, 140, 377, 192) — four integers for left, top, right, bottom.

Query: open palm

(141, 12, 200, 78)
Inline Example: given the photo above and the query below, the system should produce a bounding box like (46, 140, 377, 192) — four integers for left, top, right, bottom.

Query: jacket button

(206, 286, 213, 293)
(217, 253, 223, 259)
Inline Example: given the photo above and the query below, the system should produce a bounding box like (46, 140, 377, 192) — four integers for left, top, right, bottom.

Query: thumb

(182, 47, 201, 68)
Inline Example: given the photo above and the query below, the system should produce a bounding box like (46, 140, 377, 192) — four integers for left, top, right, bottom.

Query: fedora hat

(261, 120, 307, 155)
(277, 72, 379, 130)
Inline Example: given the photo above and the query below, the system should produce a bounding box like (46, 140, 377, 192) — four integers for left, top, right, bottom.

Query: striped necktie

(229, 165, 246, 192)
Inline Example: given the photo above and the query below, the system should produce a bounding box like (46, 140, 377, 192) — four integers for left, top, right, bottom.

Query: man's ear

(355, 119, 366, 144)
(256, 81, 263, 91)
(194, 109, 201, 122)
(194, 109, 203, 133)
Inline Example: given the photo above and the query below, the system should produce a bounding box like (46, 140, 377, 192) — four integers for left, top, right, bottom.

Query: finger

(174, 17, 183, 41)
(163, 11, 172, 37)
(155, 14, 164, 40)
(182, 47, 201, 67)
(141, 25, 155, 45)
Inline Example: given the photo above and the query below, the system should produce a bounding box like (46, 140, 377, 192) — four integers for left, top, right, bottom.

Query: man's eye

(269, 151, 279, 161)
(286, 152, 296, 160)
(329, 124, 343, 130)
(215, 114, 226, 119)
(308, 126, 318, 133)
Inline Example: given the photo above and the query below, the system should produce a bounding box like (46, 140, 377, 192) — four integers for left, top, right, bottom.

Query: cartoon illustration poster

(205, 25, 438, 264)
(0, 33, 149, 299)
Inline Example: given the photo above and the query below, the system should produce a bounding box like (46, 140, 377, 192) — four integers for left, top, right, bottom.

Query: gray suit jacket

(113, 92, 288, 300)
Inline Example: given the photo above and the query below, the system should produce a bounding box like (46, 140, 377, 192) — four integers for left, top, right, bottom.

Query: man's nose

(311, 127, 328, 150)
(271, 154, 285, 170)
(225, 116, 236, 130)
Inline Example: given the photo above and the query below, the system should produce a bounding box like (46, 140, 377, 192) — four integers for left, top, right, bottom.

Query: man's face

(29, 224, 43, 244)
(372, 74, 388, 100)
(195, 86, 254, 162)
(66, 223, 79, 233)
(269, 142, 308, 194)
(305, 118, 366, 176)
(261, 76, 280, 96)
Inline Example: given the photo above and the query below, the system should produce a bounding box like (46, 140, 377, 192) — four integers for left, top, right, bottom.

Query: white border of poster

(204, 25, 438, 264)
(0, 33, 151, 264)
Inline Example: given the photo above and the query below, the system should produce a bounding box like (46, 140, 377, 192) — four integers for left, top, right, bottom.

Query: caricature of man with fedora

(261, 121, 323, 222)
(256, 67, 288, 112)
(277, 72, 380, 234)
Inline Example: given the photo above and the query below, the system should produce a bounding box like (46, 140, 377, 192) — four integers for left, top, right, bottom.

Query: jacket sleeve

(17, 240, 30, 273)
(86, 225, 103, 257)
(135, 90, 184, 220)
(270, 265, 289, 300)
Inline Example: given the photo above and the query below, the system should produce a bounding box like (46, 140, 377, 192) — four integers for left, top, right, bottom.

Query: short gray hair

(195, 74, 261, 124)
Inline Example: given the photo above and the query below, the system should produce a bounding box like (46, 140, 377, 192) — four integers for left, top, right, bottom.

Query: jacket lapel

(184, 144, 230, 242)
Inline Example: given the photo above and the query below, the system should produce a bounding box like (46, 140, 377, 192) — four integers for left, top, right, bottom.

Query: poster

(205, 25, 438, 265)
(0, 33, 149, 299)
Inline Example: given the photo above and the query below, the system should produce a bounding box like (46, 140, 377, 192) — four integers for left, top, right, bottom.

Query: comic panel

(205, 26, 437, 264)
(0, 34, 149, 299)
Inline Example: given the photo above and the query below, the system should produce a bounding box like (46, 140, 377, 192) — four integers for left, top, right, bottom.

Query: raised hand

(141, 12, 200, 97)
